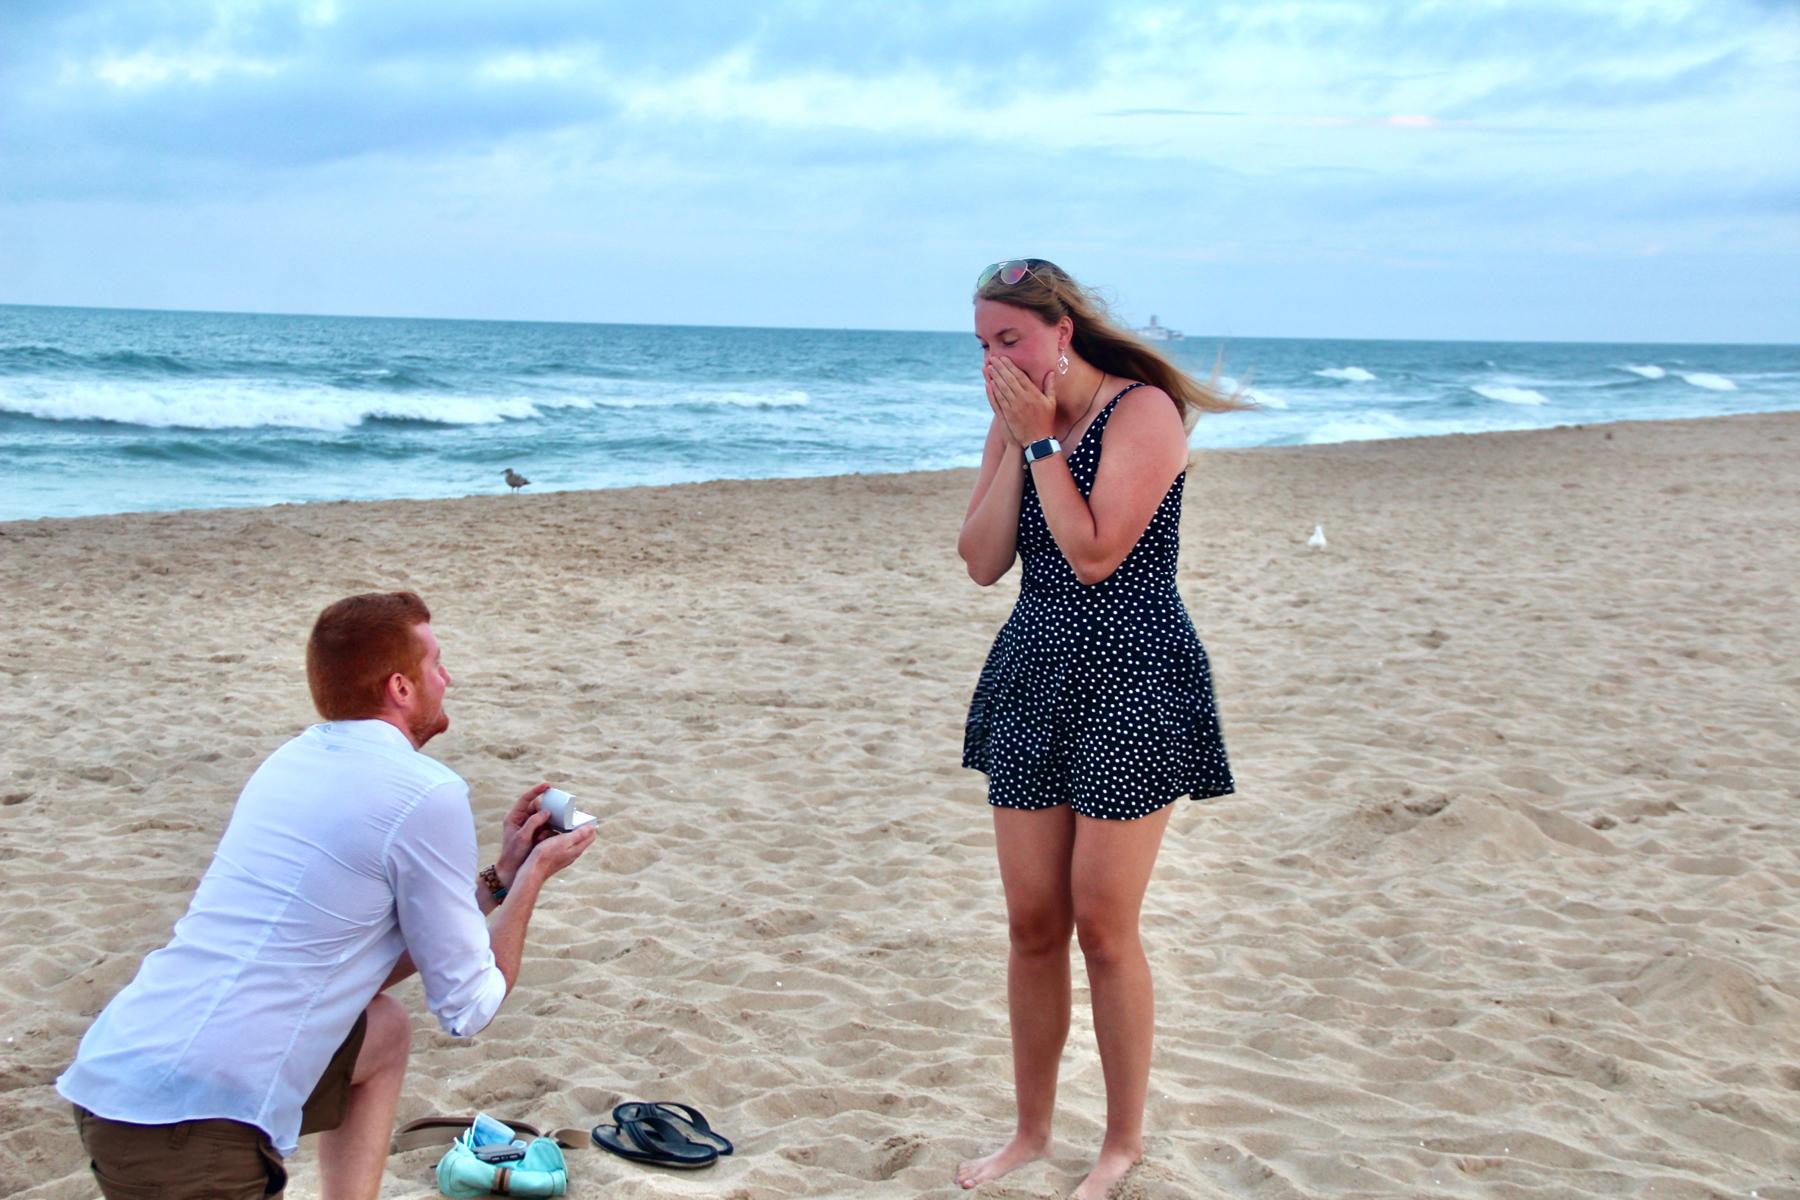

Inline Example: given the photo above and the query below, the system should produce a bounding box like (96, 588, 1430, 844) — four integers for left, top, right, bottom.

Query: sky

(1, 0, 1796, 342)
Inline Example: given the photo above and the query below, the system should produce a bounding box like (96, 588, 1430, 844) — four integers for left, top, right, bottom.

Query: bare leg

(318, 993, 411, 1200)
(1069, 804, 1173, 1200)
(955, 804, 1077, 1190)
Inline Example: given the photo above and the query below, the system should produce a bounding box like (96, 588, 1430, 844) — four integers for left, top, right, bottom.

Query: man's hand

(485, 820, 597, 996)
(497, 782, 555, 888)
(524, 825, 596, 882)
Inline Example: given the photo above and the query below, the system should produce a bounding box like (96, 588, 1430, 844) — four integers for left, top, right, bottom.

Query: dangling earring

(1057, 353, 1070, 376)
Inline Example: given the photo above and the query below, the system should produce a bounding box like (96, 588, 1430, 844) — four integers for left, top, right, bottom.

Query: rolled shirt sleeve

(387, 781, 508, 1037)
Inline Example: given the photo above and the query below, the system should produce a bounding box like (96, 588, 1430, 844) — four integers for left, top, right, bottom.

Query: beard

(408, 703, 449, 747)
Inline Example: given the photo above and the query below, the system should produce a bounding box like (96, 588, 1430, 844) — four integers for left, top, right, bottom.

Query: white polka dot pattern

(963, 385, 1235, 820)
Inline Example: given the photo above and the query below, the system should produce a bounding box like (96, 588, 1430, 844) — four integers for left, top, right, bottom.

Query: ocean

(2, 304, 1795, 522)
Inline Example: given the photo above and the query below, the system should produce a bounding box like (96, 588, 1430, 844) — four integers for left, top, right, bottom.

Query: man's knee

(356, 993, 411, 1081)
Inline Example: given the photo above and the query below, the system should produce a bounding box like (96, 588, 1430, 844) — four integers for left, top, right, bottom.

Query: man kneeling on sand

(57, 591, 595, 1200)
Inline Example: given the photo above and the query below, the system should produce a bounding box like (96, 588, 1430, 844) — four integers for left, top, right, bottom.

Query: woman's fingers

(986, 366, 1015, 420)
(996, 360, 1052, 424)
(987, 382, 1023, 445)
(986, 387, 1010, 434)
(985, 373, 1009, 421)
(989, 358, 1030, 407)
(986, 368, 1015, 410)
(997, 357, 1045, 405)
(986, 356, 1058, 445)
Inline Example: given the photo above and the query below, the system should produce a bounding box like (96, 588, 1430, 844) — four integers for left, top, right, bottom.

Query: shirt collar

(315, 718, 416, 751)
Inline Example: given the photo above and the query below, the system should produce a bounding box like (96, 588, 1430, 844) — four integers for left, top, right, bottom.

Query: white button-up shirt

(57, 719, 507, 1155)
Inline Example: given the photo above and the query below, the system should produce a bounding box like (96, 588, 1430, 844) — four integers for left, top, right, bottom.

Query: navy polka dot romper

(963, 384, 1234, 820)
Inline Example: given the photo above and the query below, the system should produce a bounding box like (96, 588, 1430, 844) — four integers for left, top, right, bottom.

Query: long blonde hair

(975, 260, 1250, 425)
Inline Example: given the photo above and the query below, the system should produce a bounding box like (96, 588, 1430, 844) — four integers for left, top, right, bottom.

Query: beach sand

(2, 412, 1796, 1199)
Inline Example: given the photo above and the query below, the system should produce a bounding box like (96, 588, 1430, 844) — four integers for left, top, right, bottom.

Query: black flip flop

(590, 1117, 718, 1170)
(612, 1102, 734, 1156)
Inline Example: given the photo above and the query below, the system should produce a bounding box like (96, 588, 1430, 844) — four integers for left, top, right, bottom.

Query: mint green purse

(432, 1115, 568, 1198)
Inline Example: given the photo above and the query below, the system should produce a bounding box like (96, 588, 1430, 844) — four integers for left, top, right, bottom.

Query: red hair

(305, 592, 432, 720)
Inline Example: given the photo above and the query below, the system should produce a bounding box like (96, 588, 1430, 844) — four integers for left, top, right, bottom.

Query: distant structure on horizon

(1136, 315, 1184, 343)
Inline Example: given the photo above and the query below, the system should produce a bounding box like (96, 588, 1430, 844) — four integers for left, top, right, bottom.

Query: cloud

(0, 0, 1795, 338)
(1101, 108, 1253, 118)
(7, 1, 1791, 172)
(1441, 48, 1757, 119)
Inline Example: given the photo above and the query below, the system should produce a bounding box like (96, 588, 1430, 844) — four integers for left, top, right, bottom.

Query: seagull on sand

(1308, 524, 1328, 550)
(502, 468, 530, 493)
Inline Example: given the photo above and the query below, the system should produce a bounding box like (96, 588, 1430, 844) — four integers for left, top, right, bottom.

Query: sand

(2, 412, 1796, 1199)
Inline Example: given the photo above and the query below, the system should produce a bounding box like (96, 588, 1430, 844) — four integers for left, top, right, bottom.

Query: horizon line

(0, 299, 1793, 349)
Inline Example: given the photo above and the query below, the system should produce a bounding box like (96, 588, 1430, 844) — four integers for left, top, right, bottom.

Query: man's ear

(386, 672, 414, 706)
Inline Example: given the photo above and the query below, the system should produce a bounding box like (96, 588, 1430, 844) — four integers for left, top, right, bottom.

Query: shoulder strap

(545, 1127, 592, 1150)
(1103, 381, 1147, 410)
(389, 1115, 543, 1155)
(1087, 381, 1147, 437)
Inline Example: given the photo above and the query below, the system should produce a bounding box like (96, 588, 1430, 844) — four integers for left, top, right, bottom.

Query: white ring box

(539, 788, 597, 833)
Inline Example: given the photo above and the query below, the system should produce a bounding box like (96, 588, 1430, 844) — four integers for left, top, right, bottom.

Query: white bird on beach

(502, 468, 530, 493)
(1308, 524, 1328, 550)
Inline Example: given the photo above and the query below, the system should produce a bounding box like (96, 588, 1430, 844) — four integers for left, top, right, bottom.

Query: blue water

(2, 304, 1796, 521)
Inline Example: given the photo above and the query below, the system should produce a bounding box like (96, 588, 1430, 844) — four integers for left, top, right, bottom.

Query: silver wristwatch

(1022, 437, 1062, 464)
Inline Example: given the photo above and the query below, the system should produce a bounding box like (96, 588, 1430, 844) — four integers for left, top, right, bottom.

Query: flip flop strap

(647, 1102, 731, 1153)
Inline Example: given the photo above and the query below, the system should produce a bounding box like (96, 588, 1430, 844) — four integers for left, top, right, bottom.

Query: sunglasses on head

(976, 258, 1048, 289)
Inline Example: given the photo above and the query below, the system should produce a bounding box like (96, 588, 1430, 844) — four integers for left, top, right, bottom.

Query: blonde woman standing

(956, 259, 1239, 1198)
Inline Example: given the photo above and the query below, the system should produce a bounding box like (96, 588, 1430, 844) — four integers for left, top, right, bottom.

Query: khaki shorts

(74, 1011, 368, 1200)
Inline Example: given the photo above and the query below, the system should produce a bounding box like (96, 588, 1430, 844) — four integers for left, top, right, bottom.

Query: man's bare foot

(1069, 1144, 1142, 1200)
(954, 1134, 1050, 1190)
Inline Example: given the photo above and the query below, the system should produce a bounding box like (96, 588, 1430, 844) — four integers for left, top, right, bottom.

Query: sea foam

(1315, 366, 1376, 382)
(0, 381, 810, 431)
(0, 380, 586, 431)
(1219, 376, 1287, 408)
(1621, 364, 1666, 380)
(1305, 412, 1411, 443)
(1473, 384, 1550, 406)
(1679, 372, 1737, 392)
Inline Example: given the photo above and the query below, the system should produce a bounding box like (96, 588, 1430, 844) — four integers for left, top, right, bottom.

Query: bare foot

(1070, 1144, 1142, 1200)
(954, 1134, 1050, 1190)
